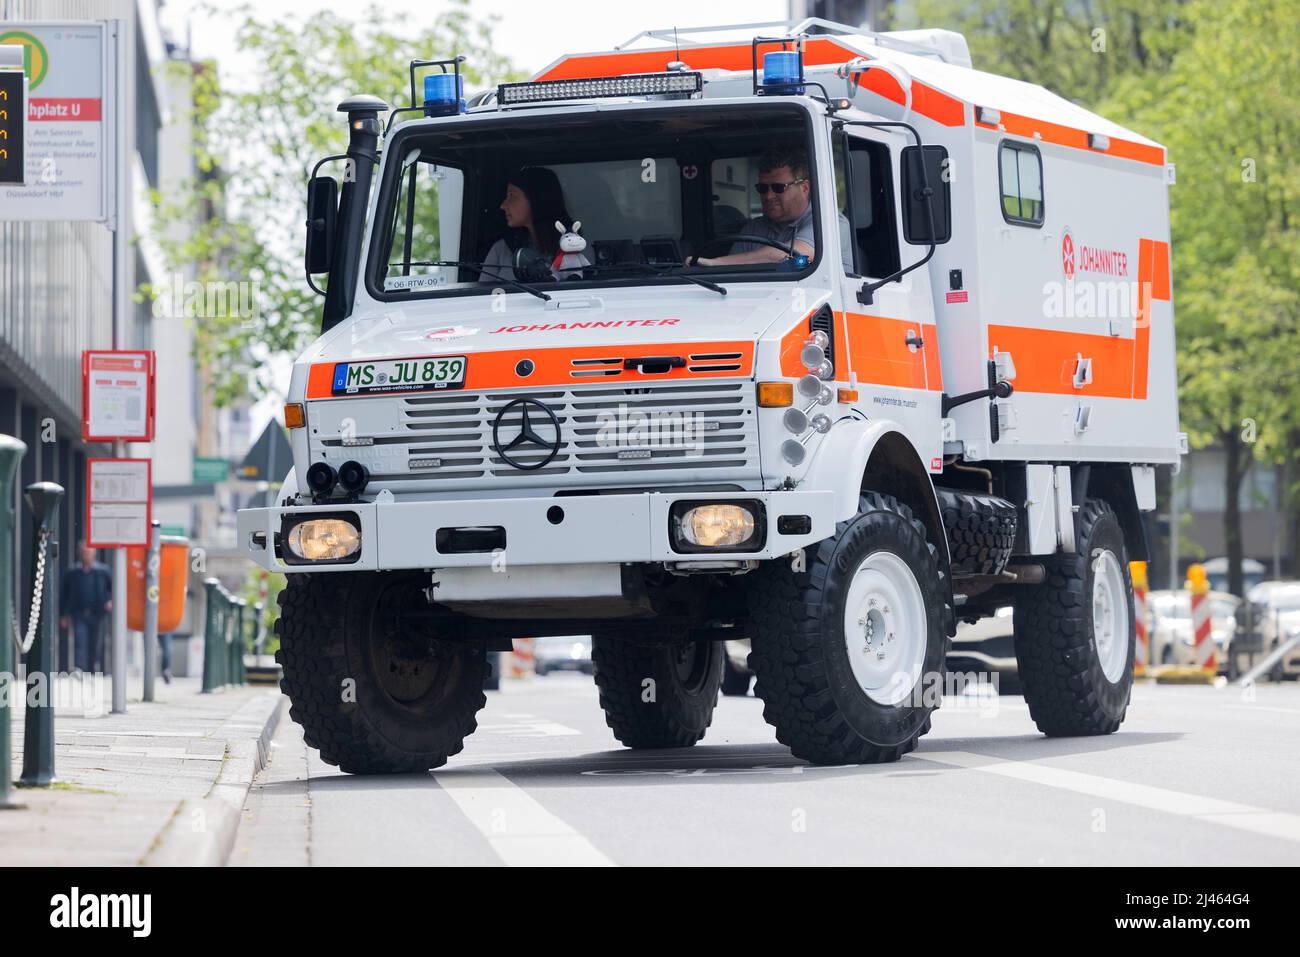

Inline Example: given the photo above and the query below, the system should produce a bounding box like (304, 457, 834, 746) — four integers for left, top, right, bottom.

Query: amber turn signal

(284, 403, 306, 429)
(757, 382, 794, 407)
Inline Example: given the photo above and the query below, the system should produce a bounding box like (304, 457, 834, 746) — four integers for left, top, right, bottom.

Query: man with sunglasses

(691, 147, 821, 268)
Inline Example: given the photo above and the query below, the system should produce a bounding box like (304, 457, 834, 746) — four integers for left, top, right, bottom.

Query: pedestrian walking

(59, 542, 112, 674)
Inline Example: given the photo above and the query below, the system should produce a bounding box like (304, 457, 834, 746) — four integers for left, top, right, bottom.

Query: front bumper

(238, 489, 836, 573)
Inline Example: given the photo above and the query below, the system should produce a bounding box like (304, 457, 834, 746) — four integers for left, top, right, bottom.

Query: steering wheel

(692, 233, 798, 260)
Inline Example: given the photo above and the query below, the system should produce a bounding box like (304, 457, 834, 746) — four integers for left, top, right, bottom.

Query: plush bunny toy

(552, 220, 591, 279)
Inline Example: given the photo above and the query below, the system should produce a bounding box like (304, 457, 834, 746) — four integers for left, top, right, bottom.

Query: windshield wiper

(388, 260, 552, 301)
(585, 262, 727, 296)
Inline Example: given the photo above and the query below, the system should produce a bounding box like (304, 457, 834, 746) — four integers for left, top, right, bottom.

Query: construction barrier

(1131, 560, 1150, 677)
(1189, 564, 1216, 675)
(1157, 562, 1217, 685)
(510, 637, 535, 678)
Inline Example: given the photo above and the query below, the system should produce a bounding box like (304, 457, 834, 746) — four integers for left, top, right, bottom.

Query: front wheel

(1013, 498, 1134, 736)
(592, 635, 723, 748)
(275, 573, 487, 774)
(748, 492, 949, 765)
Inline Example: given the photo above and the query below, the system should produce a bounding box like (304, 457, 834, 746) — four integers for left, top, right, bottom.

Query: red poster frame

(86, 457, 152, 548)
(82, 350, 156, 443)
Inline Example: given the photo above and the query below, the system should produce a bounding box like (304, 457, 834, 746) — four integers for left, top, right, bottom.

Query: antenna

(674, 26, 681, 62)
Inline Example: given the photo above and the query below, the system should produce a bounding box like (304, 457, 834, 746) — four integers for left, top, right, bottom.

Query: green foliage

(903, 0, 1194, 105)
(148, 0, 523, 405)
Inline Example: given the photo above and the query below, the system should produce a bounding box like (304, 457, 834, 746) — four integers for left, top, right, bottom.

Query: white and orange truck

(238, 19, 1183, 774)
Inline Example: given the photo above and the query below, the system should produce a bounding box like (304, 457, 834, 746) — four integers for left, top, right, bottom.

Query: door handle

(905, 330, 924, 351)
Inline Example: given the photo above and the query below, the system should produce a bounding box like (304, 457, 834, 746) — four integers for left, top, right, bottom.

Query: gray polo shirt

(730, 206, 854, 271)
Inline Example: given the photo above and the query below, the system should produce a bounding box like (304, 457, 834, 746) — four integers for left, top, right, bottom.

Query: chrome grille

(307, 380, 758, 492)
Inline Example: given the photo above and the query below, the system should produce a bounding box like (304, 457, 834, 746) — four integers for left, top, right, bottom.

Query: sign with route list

(82, 350, 154, 442)
(87, 458, 150, 547)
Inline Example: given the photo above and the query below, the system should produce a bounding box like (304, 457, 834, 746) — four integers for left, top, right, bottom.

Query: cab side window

(839, 132, 901, 279)
(999, 141, 1044, 226)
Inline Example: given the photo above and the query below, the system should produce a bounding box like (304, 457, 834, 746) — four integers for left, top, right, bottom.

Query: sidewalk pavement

(2, 673, 284, 866)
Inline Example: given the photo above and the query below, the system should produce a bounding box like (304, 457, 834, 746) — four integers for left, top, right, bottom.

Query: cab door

(830, 126, 943, 459)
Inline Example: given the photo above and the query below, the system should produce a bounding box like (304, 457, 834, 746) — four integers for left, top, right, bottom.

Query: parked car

(1239, 581, 1300, 679)
(533, 635, 593, 676)
(1148, 589, 1239, 673)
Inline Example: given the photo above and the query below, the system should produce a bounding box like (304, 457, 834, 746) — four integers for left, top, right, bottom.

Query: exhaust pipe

(323, 94, 388, 332)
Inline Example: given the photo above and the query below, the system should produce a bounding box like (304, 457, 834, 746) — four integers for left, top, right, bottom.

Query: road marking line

(1225, 704, 1300, 717)
(478, 713, 582, 737)
(916, 750, 1300, 844)
(433, 769, 615, 866)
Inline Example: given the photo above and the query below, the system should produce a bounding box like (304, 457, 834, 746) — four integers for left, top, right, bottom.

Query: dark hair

(758, 146, 810, 182)
(506, 167, 573, 258)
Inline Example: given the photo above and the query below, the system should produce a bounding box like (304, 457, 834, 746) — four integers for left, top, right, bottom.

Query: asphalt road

(231, 674, 1300, 866)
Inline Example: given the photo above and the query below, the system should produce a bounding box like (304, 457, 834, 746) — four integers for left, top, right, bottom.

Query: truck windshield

(368, 102, 820, 300)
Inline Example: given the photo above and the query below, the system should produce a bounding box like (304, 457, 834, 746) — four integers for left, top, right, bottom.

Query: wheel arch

(804, 418, 954, 634)
(1085, 464, 1150, 562)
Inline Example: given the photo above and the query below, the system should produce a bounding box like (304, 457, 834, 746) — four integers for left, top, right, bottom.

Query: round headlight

(287, 519, 361, 561)
(680, 504, 756, 548)
(306, 462, 338, 496)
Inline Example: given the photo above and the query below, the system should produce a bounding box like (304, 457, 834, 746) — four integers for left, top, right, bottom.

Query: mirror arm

(839, 120, 940, 307)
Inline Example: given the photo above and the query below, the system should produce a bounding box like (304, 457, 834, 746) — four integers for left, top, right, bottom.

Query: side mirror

(900, 145, 951, 245)
(305, 175, 338, 275)
(512, 246, 553, 283)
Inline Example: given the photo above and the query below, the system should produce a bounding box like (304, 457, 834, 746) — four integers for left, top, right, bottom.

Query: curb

(145, 692, 284, 866)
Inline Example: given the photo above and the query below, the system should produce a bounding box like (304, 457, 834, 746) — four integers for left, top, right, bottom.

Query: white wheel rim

(1092, 549, 1129, 683)
(842, 551, 928, 706)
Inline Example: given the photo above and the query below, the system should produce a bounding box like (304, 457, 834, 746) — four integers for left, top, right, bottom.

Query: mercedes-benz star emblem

(492, 398, 562, 470)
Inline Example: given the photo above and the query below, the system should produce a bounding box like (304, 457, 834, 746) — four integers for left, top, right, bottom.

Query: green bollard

(237, 600, 249, 685)
(202, 579, 221, 693)
(230, 599, 243, 687)
(0, 435, 27, 809)
(20, 482, 65, 788)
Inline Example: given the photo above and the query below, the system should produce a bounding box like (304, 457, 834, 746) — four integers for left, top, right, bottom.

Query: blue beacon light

(762, 51, 805, 95)
(423, 73, 466, 116)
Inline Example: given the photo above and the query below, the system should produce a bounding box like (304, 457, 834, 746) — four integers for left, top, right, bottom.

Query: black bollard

(20, 482, 64, 788)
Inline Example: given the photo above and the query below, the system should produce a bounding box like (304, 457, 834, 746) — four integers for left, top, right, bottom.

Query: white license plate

(332, 356, 467, 395)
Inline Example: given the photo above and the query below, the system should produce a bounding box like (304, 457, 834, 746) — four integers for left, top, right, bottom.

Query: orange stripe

(987, 324, 1135, 399)
(841, 311, 941, 391)
(976, 110, 1164, 167)
(306, 341, 755, 398)
(990, 237, 1168, 399)
(779, 310, 818, 378)
(534, 39, 966, 128)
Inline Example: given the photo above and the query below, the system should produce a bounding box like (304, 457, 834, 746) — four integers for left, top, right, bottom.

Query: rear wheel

(276, 573, 487, 774)
(748, 492, 948, 765)
(1013, 498, 1134, 736)
(592, 635, 723, 748)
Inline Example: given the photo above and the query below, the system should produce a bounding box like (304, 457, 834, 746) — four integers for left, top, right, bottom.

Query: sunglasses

(754, 179, 807, 196)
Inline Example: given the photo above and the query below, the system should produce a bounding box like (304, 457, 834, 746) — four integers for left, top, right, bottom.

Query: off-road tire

(275, 572, 487, 774)
(1013, 498, 1134, 736)
(936, 487, 1017, 576)
(747, 492, 949, 765)
(592, 636, 723, 748)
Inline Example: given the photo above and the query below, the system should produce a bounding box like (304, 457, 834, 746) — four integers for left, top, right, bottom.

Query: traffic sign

(86, 457, 151, 547)
(192, 456, 229, 483)
(82, 350, 155, 442)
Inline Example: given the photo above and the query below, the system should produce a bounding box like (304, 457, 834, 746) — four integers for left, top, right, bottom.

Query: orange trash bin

(127, 535, 190, 633)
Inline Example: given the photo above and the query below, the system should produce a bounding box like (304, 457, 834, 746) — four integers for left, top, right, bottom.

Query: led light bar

(498, 71, 703, 105)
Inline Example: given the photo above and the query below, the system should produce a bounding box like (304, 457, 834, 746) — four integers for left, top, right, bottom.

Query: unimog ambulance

(238, 19, 1182, 773)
